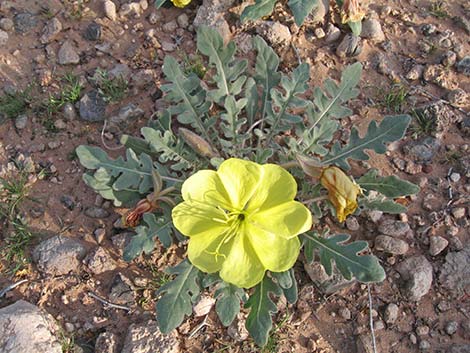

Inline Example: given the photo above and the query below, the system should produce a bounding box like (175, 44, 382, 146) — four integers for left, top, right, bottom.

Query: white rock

(429, 236, 449, 256)
(103, 0, 117, 21)
(193, 296, 215, 317)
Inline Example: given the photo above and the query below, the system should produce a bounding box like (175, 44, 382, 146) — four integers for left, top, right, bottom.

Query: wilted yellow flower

(340, 0, 366, 24)
(320, 166, 362, 222)
(171, 0, 191, 8)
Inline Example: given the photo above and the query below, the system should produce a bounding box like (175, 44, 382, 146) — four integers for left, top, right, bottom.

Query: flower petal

(181, 170, 231, 208)
(249, 201, 312, 239)
(217, 158, 262, 210)
(187, 231, 231, 273)
(172, 201, 228, 238)
(245, 164, 297, 212)
(219, 229, 265, 288)
(246, 224, 300, 272)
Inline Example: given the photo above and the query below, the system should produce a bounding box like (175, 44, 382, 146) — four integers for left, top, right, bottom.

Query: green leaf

(245, 77, 258, 128)
(348, 20, 362, 36)
(196, 26, 247, 104)
(264, 62, 310, 145)
(123, 211, 174, 261)
(161, 56, 213, 143)
(360, 198, 407, 214)
(120, 134, 154, 156)
(215, 281, 246, 326)
(240, 0, 278, 22)
(220, 95, 248, 149)
(357, 169, 420, 197)
(154, 0, 166, 8)
(288, 0, 319, 26)
(141, 126, 196, 172)
(300, 63, 362, 154)
(322, 115, 411, 170)
(156, 260, 201, 333)
(76, 145, 154, 205)
(245, 275, 282, 346)
(303, 232, 385, 283)
(272, 269, 298, 304)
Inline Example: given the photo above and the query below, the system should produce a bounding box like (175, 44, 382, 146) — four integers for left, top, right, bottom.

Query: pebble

(58, 40, 80, 65)
(84, 22, 101, 41)
(60, 195, 75, 210)
(109, 274, 135, 305)
(338, 307, 351, 320)
(63, 102, 76, 120)
(148, 12, 160, 24)
(447, 88, 468, 107)
(0, 30, 8, 46)
(449, 172, 460, 182)
(161, 40, 176, 52)
(439, 247, 470, 297)
(257, 21, 292, 47)
(84, 247, 117, 274)
(14, 12, 38, 34)
(177, 13, 189, 29)
(162, 20, 178, 33)
(65, 322, 75, 333)
(48, 141, 61, 150)
(40, 17, 62, 44)
(445, 321, 458, 335)
(325, 23, 341, 43)
(405, 64, 424, 81)
(396, 255, 433, 301)
(94, 228, 106, 244)
(95, 332, 119, 353)
(441, 51, 457, 67)
(103, 0, 117, 21)
(345, 216, 360, 231)
(452, 207, 466, 219)
(361, 19, 385, 43)
(429, 236, 449, 256)
(367, 210, 383, 223)
(227, 315, 249, 341)
(85, 207, 110, 219)
(14, 114, 28, 129)
(79, 90, 107, 122)
(314, 27, 325, 39)
(456, 56, 470, 76)
(419, 340, 431, 350)
(421, 23, 437, 36)
(375, 235, 409, 255)
(54, 119, 67, 130)
(416, 325, 430, 336)
(384, 303, 399, 324)
(0, 18, 14, 32)
(336, 34, 362, 58)
(378, 219, 410, 237)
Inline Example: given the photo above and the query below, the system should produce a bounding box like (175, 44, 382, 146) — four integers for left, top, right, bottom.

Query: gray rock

(162, 20, 178, 33)
(257, 21, 291, 47)
(403, 137, 440, 163)
(325, 23, 341, 43)
(412, 102, 460, 136)
(119, 2, 143, 18)
(378, 219, 410, 237)
(421, 23, 437, 36)
(456, 56, 470, 76)
(0, 29, 8, 46)
(109, 273, 135, 305)
(336, 34, 362, 58)
(177, 14, 189, 29)
(161, 40, 176, 52)
(0, 18, 14, 32)
(361, 18, 385, 43)
(445, 321, 458, 335)
(63, 102, 76, 120)
(33, 235, 86, 276)
(14, 114, 28, 129)
(419, 340, 431, 350)
(375, 235, 409, 255)
(448, 345, 470, 353)
(84, 22, 101, 41)
(84, 247, 117, 274)
(95, 332, 119, 353)
(384, 303, 399, 324)
(0, 300, 62, 353)
(121, 320, 180, 353)
(441, 50, 457, 67)
(193, 0, 235, 43)
(338, 307, 351, 320)
(40, 18, 62, 44)
(345, 216, 360, 231)
(58, 41, 80, 65)
(429, 235, 448, 256)
(103, 0, 117, 21)
(304, 261, 355, 294)
(396, 255, 433, 301)
(405, 64, 424, 81)
(452, 207, 466, 219)
(85, 206, 110, 218)
(109, 63, 131, 81)
(439, 246, 470, 297)
(13, 12, 38, 34)
(367, 210, 383, 223)
(79, 91, 107, 122)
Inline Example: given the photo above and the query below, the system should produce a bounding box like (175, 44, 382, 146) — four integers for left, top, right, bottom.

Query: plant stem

(302, 196, 328, 205)
(279, 161, 299, 169)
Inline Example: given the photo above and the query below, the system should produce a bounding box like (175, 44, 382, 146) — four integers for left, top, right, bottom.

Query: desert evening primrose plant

(76, 26, 419, 346)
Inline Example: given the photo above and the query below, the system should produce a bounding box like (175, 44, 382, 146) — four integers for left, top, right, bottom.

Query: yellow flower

(172, 158, 312, 288)
(320, 166, 362, 222)
(170, 0, 191, 8)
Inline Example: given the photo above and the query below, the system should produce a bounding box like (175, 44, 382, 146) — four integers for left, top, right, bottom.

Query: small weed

(0, 88, 31, 121)
(409, 109, 435, 137)
(66, 0, 85, 20)
(429, 1, 448, 18)
(146, 262, 172, 289)
(379, 84, 409, 113)
(182, 53, 207, 79)
(44, 73, 82, 115)
(261, 311, 291, 353)
(39, 6, 56, 19)
(59, 330, 76, 353)
(93, 68, 128, 103)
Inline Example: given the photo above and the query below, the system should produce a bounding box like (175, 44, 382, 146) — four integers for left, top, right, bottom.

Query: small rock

(336, 34, 362, 58)
(307, 0, 329, 24)
(109, 103, 144, 127)
(79, 91, 107, 122)
(193, 296, 216, 317)
(416, 325, 429, 336)
(403, 137, 440, 162)
(148, 12, 160, 24)
(103, 0, 117, 21)
(0, 29, 9, 46)
(32, 235, 86, 276)
(119, 3, 143, 18)
(161, 40, 176, 52)
(95, 332, 119, 353)
(419, 340, 431, 350)
(314, 27, 325, 39)
(304, 261, 355, 294)
(439, 246, 470, 297)
(193, 0, 234, 43)
(384, 303, 399, 324)
(15, 114, 28, 129)
(63, 102, 76, 120)
(0, 300, 62, 353)
(176, 13, 189, 29)
(452, 207, 466, 219)
(40, 18, 62, 44)
(94, 228, 106, 244)
(162, 20, 178, 33)
(109, 63, 131, 81)
(0, 18, 14, 32)
(361, 19, 385, 43)
(257, 21, 292, 47)
(338, 307, 351, 320)
(396, 255, 433, 301)
(441, 51, 457, 67)
(445, 321, 458, 335)
(367, 210, 383, 223)
(375, 235, 409, 255)
(14, 12, 38, 34)
(410, 333, 417, 344)
(85, 247, 117, 274)
(121, 320, 180, 353)
(109, 274, 135, 306)
(58, 40, 80, 65)
(54, 119, 67, 130)
(325, 23, 341, 43)
(48, 141, 61, 150)
(64, 322, 75, 333)
(345, 216, 360, 231)
(449, 172, 461, 182)
(85, 206, 110, 219)
(405, 64, 424, 81)
(421, 23, 437, 36)
(378, 219, 410, 237)
(227, 315, 249, 341)
(60, 195, 75, 210)
(429, 236, 448, 256)
(84, 22, 101, 41)
(456, 56, 470, 76)
(448, 345, 470, 353)
(446, 88, 468, 107)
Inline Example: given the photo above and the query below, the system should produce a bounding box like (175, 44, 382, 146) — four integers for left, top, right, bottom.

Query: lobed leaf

(303, 232, 385, 283)
(156, 260, 201, 333)
(240, 0, 278, 23)
(357, 169, 420, 198)
(272, 269, 298, 304)
(359, 198, 407, 214)
(215, 281, 246, 327)
(322, 115, 411, 170)
(288, 0, 319, 26)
